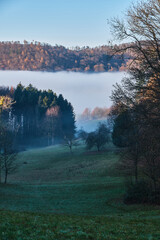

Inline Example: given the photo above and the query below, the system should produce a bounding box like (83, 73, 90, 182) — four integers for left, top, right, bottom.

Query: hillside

(0, 143, 160, 239)
(0, 41, 131, 72)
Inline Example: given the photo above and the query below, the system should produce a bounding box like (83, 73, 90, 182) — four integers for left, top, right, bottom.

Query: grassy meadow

(0, 143, 160, 239)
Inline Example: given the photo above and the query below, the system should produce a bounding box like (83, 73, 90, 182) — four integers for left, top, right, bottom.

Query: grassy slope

(0, 143, 160, 239)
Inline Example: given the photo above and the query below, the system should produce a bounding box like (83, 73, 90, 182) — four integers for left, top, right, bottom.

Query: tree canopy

(0, 84, 76, 148)
(110, 0, 160, 202)
(0, 41, 131, 72)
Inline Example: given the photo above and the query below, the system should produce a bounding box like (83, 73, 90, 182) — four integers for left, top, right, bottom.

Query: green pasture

(0, 143, 160, 239)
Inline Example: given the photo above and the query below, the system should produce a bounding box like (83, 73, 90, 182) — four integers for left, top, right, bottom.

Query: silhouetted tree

(110, 0, 160, 201)
(1, 152, 17, 184)
(86, 123, 110, 152)
(0, 126, 18, 184)
(112, 110, 133, 147)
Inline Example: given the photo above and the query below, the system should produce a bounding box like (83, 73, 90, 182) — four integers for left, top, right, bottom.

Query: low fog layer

(0, 71, 125, 115)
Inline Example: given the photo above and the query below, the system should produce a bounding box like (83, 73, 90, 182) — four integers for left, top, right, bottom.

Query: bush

(86, 123, 110, 152)
(124, 180, 151, 204)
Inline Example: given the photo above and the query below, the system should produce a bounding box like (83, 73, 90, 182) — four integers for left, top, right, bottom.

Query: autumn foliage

(0, 41, 131, 72)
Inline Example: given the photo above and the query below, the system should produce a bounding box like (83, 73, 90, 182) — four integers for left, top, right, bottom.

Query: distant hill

(0, 41, 132, 72)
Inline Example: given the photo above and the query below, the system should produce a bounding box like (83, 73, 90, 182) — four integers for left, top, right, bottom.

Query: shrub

(86, 123, 110, 152)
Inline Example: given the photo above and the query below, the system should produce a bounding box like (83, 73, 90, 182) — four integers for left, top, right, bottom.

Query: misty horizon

(0, 70, 126, 115)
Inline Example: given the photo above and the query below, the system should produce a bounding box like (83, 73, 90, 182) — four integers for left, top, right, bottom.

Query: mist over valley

(0, 70, 125, 115)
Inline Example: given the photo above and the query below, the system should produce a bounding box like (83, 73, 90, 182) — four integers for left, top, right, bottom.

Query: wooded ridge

(0, 41, 132, 72)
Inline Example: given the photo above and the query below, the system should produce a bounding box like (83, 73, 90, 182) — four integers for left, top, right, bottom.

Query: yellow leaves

(139, 74, 160, 104)
(0, 96, 13, 110)
(0, 97, 4, 106)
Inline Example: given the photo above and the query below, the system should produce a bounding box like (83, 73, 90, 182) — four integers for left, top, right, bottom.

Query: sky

(0, 0, 133, 47)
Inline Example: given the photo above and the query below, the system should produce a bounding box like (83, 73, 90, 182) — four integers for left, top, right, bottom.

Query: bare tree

(0, 126, 18, 184)
(63, 136, 79, 154)
(110, 0, 160, 118)
(110, 0, 160, 202)
(1, 152, 17, 184)
(110, 0, 160, 78)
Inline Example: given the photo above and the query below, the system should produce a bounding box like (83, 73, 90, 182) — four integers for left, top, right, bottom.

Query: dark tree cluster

(110, 0, 160, 204)
(86, 123, 110, 152)
(78, 123, 110, 152)
(1, 84, 76, 148)
(0, 41, 131, 72)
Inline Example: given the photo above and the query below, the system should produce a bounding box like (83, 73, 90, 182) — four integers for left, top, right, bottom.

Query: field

(0, 143, 160, 239)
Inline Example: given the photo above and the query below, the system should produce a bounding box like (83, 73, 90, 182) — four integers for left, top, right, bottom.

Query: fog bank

(0, 71, 126, 115)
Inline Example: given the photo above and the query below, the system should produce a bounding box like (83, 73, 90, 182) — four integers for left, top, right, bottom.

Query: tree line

(0, 41, 131, 72)
(0, 84, 76, 183)
(0, 84, 76, 149)
(110, 0, 160, 204)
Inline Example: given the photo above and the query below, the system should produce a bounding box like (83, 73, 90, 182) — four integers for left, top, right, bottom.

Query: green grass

(1, 210, 160, 239)
(0, 143, 160, 239)
(0, 143, 124, 215)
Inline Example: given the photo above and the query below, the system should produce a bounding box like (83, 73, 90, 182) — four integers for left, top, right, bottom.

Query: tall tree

(3, 85, 76, 147)
(0, 126, 17, 184)
(110, 0, 160, 199)
(57, 94, 76, 141)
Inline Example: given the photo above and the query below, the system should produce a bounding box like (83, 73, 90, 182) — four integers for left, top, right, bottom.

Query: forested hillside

(0, 41, 132, 72)
(0, 85, 76, 148)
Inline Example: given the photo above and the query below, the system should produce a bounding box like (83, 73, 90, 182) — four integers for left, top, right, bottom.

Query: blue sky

(0, 0, 133, 47)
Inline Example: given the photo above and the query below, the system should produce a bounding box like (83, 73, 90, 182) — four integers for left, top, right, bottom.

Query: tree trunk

(97, 145, 100, 152)
(4, 154, 7, 184)
(0, 157, 1, 184)
(135, 158, 138, 183)
(153, 178, 157, 193)
(4, 170, 8, 184)
(69, 145, 72, 154)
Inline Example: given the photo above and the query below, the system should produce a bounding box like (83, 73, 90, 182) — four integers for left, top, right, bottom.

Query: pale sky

(0, 0, 134, 47)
